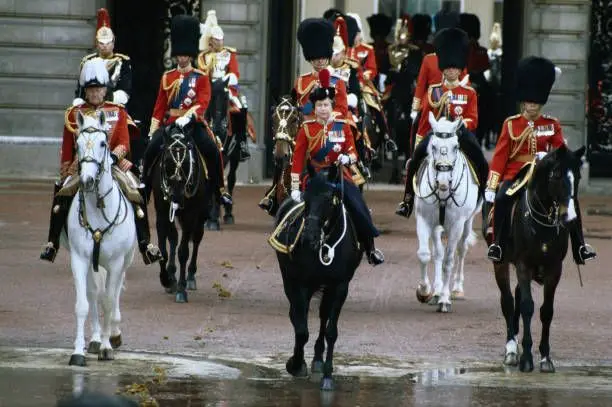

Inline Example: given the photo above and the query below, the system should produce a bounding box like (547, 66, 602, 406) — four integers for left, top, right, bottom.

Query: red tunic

(293, 70, 349, 120)
(150, 67, 211, 134)
(487, 114, 566, 190)
(290, 119, 358, 190)
(348, 42, 378, 81)
(61, 101, 131, 179)
(416, 82, 478, 145)
(412, 53, 469, 112)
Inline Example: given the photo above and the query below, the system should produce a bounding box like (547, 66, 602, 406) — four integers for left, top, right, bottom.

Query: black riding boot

(40, 183, 73, 263)
(458, 128, 489, 197)
(133, 188, 162, 265)
(362, 236, 385, 266)
(568, 198, 597, 264)
(487, 183, 511, 262)
(232, 108, 250, 162)
(396, 134, 430, 219)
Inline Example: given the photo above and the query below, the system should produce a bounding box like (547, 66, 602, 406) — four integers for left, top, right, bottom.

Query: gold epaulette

(542, 114, 559, 122)
(345, 58, 359, 69)
(193, 68, 207, 76)
(64, 106, 77, 134)
(302, 119, 317, 124)
(507, 113, 521, 121)
(333, 118, 346, 124)
(300, 72, 311, 77)
(114, 53, 130, 60)
(80, 53, 98, 66)
(224, 46, 237, 53)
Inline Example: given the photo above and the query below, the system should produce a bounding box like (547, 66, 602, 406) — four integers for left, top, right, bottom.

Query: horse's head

(531, 144, 586, 225)
(76, 110, 110, 192)
(271, 96, 301, 166)
(161, 121, 197, 207)
(427, 112, 461, 192)
(301, 162, 341, 252)
(207, 77, 230, 141)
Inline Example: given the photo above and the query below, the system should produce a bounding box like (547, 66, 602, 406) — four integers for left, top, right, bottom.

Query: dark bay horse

(205, 77, 243, 229)
(487, 145, 586, 372)
(151, 122, 210, 303)
(274, 163, 363, 391)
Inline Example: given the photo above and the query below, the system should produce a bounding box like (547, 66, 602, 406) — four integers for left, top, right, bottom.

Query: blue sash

(313, 121, 345, 162)
(170, 71, 198, 109)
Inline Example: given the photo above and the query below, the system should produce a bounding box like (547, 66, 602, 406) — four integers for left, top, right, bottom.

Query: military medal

(333, 143, 341, 153)
(454, 106, 463, 116)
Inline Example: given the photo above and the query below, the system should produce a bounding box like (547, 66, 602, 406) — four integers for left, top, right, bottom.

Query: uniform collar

(177, 63, 193, 74)
(522, 112, 542, 122)
(444, 79, 460, 89)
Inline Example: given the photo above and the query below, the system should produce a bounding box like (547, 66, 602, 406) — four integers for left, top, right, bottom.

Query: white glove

(485, 189, 496, 203)
(72, 98, 85, 106)
(223, 73, 239, 86)
(290, 190, 302, 202)
(347, 93, 358, 108)
(113, 90, 129, 105)
(410, 110, 418, 120)
(536, 151, 548, 161)
(337, 154, 351, 165)
(176, 115, 191, 129)
(483, 69, 491, 82)
(230, 95, 243, 109)
(378, 73, 387, 93)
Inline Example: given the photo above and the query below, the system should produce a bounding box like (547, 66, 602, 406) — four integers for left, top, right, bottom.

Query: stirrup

(258, 197, 272, 212)
(141, 243, 162, 265)
(40, 242, 57, 263)
(395, 200, 413, 218)
(487, 244, 502, 262)
(220, 191, 233, 206)
(579, 244, 597, 262)
(367, 249, 385, 266)
(239, 142, 251, 162)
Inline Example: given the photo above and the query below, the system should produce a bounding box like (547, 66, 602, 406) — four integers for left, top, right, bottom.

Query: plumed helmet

(309, 68, 336, 104)
(95, 8, 114, 45)
(489, 22, 502, 49)
(459, 13, 481, 40)
(171, 14, 200, 58)
(516, 56, 560, 105)
(366, 13, 393, 39)
(80, 57, 109, 88)
(394, 14, 413, 42)
(332, 17, 349, 55)
(297, 18, 334, 61)
(411, 14, 432, 42)
(434, 27, 469, 70)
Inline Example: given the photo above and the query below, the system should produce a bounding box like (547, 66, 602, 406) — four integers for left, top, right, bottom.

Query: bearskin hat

(171, 15, 200, 58)
(434, 27, 469, 70)
(366, 13, 393, 39)
(459, 13, 481, 40)
(411, 14, 432, 42)
(433, 10, 460, 31)
(332, 17, 349, 55)
(297, 18, 334, 61)
(323, 8, 344, 21)
(516, 56, 559, 104)
(309, 68, 335, 104)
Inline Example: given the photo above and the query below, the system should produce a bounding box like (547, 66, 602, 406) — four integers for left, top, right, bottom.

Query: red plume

(318, 68, 330, 89)
(96, 8, 111, 31)
(333, 17, 349, 49)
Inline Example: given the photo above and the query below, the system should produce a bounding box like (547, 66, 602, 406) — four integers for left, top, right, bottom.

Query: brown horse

(259, 95, 302, 216)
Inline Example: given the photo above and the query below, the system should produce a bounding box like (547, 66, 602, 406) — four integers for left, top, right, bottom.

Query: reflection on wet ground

(3, 365, 612, 407)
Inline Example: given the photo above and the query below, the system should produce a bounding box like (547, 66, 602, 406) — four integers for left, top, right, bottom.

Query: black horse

(205, 77, 244, 229)
(151, 122, 210, 303)
(487, 145, 586, 373)
(274, 163, 363, 391)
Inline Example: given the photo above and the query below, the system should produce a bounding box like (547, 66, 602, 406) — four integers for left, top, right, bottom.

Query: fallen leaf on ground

(219, 260, 234, 268)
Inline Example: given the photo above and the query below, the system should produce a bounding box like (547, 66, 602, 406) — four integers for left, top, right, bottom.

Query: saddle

(57, 167, 143, 205)
(268, 201, 305, 254)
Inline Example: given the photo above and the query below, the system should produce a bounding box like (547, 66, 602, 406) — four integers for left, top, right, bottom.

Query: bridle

(273, 98, 299, 160)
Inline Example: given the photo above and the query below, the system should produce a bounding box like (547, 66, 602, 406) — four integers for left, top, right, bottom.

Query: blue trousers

(342, 181, 380, 240)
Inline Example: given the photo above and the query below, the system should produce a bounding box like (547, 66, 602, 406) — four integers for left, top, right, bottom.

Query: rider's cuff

(291, 173, 300, 191)
(183, 105, 201, 121)
(112, 145, 128, 161)
(411, 97, 421, 111)
(462, 118, 473, 129)
(150, 118, 160, 135)
(415, 134, 423, 147)
(487, 171, 500, 190)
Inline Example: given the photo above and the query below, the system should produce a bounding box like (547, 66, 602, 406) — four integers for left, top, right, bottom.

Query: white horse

(61, 110, 136, 366)
(413, 112, 482, 313)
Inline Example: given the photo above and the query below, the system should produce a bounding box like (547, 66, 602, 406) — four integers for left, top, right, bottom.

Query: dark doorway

(264, 0, 296, 178)
(500, 0, 523, 119)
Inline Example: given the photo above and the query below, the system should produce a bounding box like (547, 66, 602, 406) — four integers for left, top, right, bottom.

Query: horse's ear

(306, 160, 316, 179)
(98, 110, 106, 129)
(428, 111, 436, 130)
(76, 110, 85, 129)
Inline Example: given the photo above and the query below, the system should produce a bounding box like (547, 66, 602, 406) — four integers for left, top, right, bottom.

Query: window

(377, 0, 463, 23)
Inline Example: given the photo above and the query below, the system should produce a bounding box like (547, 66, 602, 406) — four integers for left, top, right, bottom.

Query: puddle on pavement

(3, 364, 612, 406)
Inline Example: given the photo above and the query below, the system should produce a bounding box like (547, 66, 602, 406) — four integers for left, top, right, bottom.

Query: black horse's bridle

(160, 129, 200, 203)
(273, 98, 299, 159)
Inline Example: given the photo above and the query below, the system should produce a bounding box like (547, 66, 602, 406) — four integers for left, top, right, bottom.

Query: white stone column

(463, 0, 494, 48)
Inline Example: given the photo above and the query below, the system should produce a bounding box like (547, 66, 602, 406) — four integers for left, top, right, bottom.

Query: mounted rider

(486, 56, 597, 264)
(366, 13, 393, 92)
(143, 14, 232, 206)
(197, 10, 254, 162)
(290, 69, 384, 266)
(40, 58, 162, 265)
(396, 27, 489, 218)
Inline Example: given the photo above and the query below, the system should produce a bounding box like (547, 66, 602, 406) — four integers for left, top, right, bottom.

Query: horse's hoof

(87, 341, 101, 354)
(540, 357, 555, 373)
(416, 284, 433, 304)
(427, 295, 440, 306)
(320, 377, 335, 391)
(206, 220, 220, 231)
(437, 303, 451, 313)
(175, 291, 188, 303)
(110, 334, 122, 349)
(223, 214, 234, 225)
(286, 356, 308, 377)
(159, 270, 174, 289)
(311, 360, 324, 374)
(98, 348, 114, 361)
(503, 352, 519, 366)
(186, 279, 197, 291)
(69, 354, 86, 367)
(519, 354, 534, 372)
(451, 290, 465, 300)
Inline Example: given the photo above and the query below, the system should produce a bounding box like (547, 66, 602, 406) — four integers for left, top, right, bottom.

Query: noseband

(77, 127, 112, 206)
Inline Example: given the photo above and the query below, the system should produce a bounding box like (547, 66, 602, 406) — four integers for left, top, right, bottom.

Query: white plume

(79, 57, 108, 86)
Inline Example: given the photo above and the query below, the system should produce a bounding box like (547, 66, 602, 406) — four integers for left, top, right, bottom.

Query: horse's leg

(494, 263, 518, 366)
(284, 278, 310, 378)
(437, 224, 462, 313)
(517, 265, 535, 372)
(430, 224, 445, 305)
(223, 156, 238, 224)
(539, 262, 562, 373)
(206, 198, 221, 231)
(98, 260, 125, 361)
(156, 212, 171, 291)
(109, 270, 125, 349)
(186, 223, 204, 291)
(86, 267, 101, 354)
(312, 286, 333, 374)
(68, 254, 89, 366)
(175, 225, 191, 303)
(166, 221, 179, 293)
(415, 213, 434, 303)
(513, 282, 521, 338)
(452, 218, 476, 300)
(320, 281, 350, 391)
